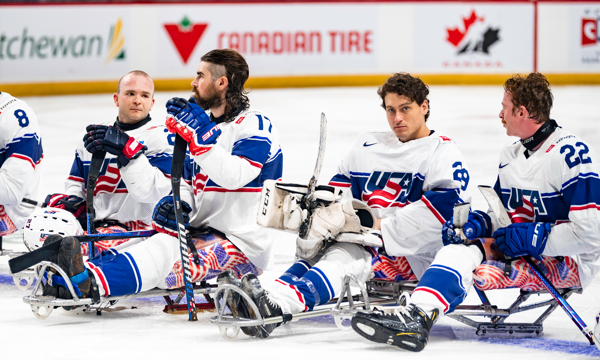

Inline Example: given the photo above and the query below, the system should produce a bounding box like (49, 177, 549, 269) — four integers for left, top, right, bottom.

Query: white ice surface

(1, 86, 600, 359)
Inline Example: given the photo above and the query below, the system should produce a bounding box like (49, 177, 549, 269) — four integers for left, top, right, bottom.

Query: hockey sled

(22, 261, 217, 320)
(209, 274, 404, 340)
(210, 274, 589, 343)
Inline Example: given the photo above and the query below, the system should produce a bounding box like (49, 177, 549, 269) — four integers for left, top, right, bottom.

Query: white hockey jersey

(328, 131, 471, 278)
(65, 117, 174, 225)
(492, 126, 600, 288)
(0, 92, 43, 229)
(183, 108, 283, 270)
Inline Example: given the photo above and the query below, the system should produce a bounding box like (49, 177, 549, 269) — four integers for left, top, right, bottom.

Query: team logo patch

(507, 188, 547, 222)
(362, 171, 413, 208)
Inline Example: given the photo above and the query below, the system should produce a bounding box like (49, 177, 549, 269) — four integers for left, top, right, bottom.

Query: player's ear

(421, 100, 429, 115)
(113, 93, 119, 107)
(217, 76, 228, 91)
(150, 98, 155, 111)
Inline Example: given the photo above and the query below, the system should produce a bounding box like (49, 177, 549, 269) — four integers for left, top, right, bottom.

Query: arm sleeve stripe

(421, 195, 446, 224)
(241, 156, 263, 169)
(9, 154, 36, 169)
(68, 176, 85, 183)
(570, 203, 600, 211)
(328, 182, 352, 188)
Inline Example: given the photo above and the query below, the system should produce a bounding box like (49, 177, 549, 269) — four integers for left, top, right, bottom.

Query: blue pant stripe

(417, 266, 467, 313)
(123, 252, 142, 293)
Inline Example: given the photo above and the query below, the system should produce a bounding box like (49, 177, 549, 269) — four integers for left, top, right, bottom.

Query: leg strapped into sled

(209, 274, 407, 340)
(210, 274, 587, 341)
(22, 261, 217, 320)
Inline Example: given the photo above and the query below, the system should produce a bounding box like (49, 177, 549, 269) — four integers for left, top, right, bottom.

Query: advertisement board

(0, 6, 131, 83)
(414, 3, 534, 73)
(569, 3, 600, 70)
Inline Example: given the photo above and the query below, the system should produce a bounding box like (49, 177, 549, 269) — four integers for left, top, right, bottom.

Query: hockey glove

(44, 194, 87, 230)
(165, 97, 221, 156)
(152, 196, 192, 238)
(84, 125, 147, 167)
(494, 222, 551, 261)
(442, 210, 492, 246)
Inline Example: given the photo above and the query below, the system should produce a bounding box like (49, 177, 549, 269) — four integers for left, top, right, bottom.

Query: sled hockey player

(222, 72, 472, 339)
(40, 49, 284, 303)
(40, 71, 172, 255)
(0, 92, 43, 243)
(351, 73, 600, 351)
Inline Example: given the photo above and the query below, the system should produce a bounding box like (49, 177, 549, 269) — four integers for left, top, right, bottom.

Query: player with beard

(40, 49, 284, 303)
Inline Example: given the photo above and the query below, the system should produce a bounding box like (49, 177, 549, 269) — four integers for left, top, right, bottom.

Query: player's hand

(152, 196, 192, 238)
(442, 211, 491, 246)
(44, 194, 87, 229)
(84, 125, 147, 167)
(165, 97, 221, 156)
(493, 222, 551, 261)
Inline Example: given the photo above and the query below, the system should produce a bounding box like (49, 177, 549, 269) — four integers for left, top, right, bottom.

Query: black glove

(44, 193, 87, 230)
(83, 125, 147, 167)
(151, 196, 192, 237)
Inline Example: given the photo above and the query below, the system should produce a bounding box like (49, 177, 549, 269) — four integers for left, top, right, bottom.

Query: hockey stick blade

(171, 134, 197, 321)
(299, 113, 327, 239)
(8, 230, 156, 274)
(478, 185, 594, 345)
(86, 150, 106, 257)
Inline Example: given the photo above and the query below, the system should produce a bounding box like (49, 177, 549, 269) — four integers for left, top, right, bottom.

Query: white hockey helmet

(23, 208, 84, 251)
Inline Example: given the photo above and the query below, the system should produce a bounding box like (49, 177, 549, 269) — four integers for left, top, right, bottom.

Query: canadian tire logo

(164, 16, 208, 64)
(446, 10, 500, 55)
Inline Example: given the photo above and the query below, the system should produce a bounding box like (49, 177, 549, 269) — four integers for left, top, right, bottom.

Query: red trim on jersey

(570, 203, 600, 212)
(204, 187, 262, 193)
(421, 195, 446, 224)
(241, 156, 263, 169)
(413, 287, 449, 313)
(439, 136, 452, 142)
(328, 181, 352, 188)
(235, 116, 246, 124)
(10, 154, 35, 168)
(68, 176, 85, 183)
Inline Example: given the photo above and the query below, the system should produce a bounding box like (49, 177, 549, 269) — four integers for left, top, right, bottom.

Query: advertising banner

(0, 6, 131, 83)
(157, 4, 378, 78)
(569, 3, 600, 70)
(413, 3, 534, 73)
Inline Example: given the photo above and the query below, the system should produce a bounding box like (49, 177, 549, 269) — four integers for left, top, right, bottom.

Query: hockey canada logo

(581, 12, 600, 46)
(164, 16, 208, 64)
(507, 188, 547, 223)
(446, 10, 500, 56)
(362, 171, 413, 208)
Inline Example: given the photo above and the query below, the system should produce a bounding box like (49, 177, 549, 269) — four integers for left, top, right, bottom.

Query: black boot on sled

(351, 304, 439, 352)
(217, 269, 256, 336)
(42, 236, 99, 309)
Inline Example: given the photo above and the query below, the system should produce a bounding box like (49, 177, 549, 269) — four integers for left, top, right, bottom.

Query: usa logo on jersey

(361, 171, 413, 208)
(507, 188, 547, 223)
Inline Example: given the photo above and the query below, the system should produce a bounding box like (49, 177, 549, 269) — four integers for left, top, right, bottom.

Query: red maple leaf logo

(446, 10, 484, 47)
(164, 16, 208, 64)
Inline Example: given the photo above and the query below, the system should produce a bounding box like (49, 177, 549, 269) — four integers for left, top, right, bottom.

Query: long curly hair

(504, 73, 553, 123)
(201, 49, 250, 121)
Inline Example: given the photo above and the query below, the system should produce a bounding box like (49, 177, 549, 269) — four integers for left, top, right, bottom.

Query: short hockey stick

(171, 134, 197, 321)
(87, 150, 107, 258)
(8, 230, 156, 274)
(479, 185, 594, 345)
(299, 113, 327, 239)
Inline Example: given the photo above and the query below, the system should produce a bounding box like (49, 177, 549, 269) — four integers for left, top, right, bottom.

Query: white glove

(283, 194, 306, 231)
(296, 202, 346, 259)
(341, 199, 374, 233)
(336, 232, 383, 248)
